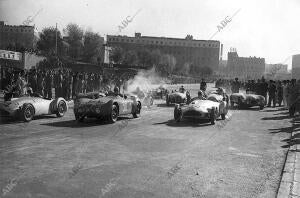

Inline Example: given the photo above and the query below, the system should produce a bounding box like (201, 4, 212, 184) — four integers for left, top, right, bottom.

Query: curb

(277, 117, 300, 198)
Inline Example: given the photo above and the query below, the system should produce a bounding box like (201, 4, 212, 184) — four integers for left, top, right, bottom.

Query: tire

(174, 107, 182, 122)
(238, 98, 243, 109)
(289, 106, 295, 117)
(109, 104, 118, 123)
(150, 98, 154, 106)
(133, 101, 141, 118)
(210, 108, 216, 125)
(259, 105, 264, 110)
(21, 103, 34, 122)
(230, 101, 234, 107)
(56, 100, 67, 117)
(221, 114, 226, 120)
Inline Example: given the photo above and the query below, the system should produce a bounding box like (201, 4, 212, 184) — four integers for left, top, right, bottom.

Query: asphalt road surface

(0, 103, 293, 198)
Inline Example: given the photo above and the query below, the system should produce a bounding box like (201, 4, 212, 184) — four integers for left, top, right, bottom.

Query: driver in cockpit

(191, 90, 207, 102)
(179, 86, 185, 93)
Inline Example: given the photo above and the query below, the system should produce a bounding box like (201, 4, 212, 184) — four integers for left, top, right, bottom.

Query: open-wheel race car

(173, 97, 228, 125)
(0, 94, 68, 122)
(230, 93, 265, 110)
(166, 91, 191, 106)
(74, 92, 141, 123)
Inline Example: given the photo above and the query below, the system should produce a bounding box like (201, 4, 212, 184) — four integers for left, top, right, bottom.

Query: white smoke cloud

(125, 67, 169, 93)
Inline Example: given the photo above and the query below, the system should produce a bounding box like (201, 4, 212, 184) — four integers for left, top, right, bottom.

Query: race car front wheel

(109, 104, 118, 123)
(21, 103, 35, 122)
(56, 101, 67, 117)
(133, 102, 141, 118)
(210, 108, 216, 125)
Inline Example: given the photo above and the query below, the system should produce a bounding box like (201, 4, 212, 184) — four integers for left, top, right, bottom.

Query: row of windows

(108, 37, 218, 48)
(0, 28, 33, 33)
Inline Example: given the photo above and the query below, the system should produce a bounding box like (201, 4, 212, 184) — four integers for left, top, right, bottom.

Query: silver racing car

(0, 95, 68, 122)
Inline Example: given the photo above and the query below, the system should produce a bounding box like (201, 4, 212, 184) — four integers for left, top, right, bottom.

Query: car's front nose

(0, 102, 19, 117)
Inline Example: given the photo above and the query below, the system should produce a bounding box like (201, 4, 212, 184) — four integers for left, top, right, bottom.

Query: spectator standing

(36, 70, 44, 95)
(15, 70, 27, 96)
(45, 71, 53, 98)
(276, 81, 283, 107)
(200, 78, 207, 92)
(268, 80, 277, 107)
(231, 78, 240, 93)
(261, 78, 268, 101)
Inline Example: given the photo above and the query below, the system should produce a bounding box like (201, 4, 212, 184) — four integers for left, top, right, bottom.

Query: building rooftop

(108, 33, 219, 42)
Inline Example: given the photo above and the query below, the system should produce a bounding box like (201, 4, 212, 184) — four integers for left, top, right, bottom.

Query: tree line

(109, 47, 212, 77)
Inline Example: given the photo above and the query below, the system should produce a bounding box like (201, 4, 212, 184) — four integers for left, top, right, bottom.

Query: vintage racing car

(230, 93, 265, 109)
(130, 87, 154, 106)
(166, 91, 190, 106)
(173, 97, 228, 125)
(74, 92, 141, 123)
(150, 85, 167, 99)
(0, 95, 68, 122)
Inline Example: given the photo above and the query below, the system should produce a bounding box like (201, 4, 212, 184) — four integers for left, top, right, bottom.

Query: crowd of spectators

(216, 77, 300, 108)
(0, 65, 135, 100)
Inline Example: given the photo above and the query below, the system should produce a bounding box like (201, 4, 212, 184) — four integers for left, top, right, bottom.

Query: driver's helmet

(179, 86, 185, 93)
(114, 86, 119, 94)
(27, 87, 33, 95)
(217, 88, 224, 95)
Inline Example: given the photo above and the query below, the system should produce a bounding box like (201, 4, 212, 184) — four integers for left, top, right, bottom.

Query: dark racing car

(166, 91, 190, 106)
(74, 92, 141, 123)
(230, 93, 265, 110)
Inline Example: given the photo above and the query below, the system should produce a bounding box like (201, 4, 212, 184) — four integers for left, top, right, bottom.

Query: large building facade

(106, 33, 220, 72)
(226, 50, 265, 79)
(292, 54, 300, 79)
(0, 21, 34, 50)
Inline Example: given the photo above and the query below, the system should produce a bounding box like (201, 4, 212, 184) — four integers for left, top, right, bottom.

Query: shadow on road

(156, 103, 175, 108)
(0, 115, 57, 125)
(262, 108, 285, 112)
(40, 116, 133, 128)
(261, 115, 291, 121)
(281, 117, 300, 148)
(153, 119, 213, 128)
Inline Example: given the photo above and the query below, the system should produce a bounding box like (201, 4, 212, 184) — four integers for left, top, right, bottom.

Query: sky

(1, 0, 300, 70)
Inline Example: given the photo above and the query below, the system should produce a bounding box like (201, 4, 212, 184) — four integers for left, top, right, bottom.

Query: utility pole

(55, 23, 58, 56)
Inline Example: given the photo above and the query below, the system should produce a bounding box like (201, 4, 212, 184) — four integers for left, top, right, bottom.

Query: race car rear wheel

(289, 106, 295, 117)
(174, 107, 182, 122)
(21, 103, 34, 122)
(259, 105, 264, 110)
(56, 101, 67, 117)
(210, 108, 216, 125)
(237, 98, 243, 109)
(109, 104, 118, 123)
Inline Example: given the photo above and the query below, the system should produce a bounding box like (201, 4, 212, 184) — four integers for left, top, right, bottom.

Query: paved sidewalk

(277, 116, 300, 198)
